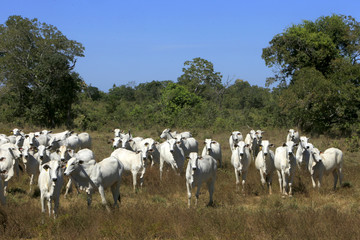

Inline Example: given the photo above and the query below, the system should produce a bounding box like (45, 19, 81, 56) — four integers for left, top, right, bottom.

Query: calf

(186, 152, 217, 208)
(201, 139, 222, 168)
(38, 160, 64, 218)
(230, 141, 251, 193)
(255, 140, 275, 194)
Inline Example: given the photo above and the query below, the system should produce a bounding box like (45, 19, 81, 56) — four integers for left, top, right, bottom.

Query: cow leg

(98, 185, 110, 212)
(131, 171, 137, 193)
(53, 197, 60, 219)
(195, 183, 202, 207)
(311, 174, 317, 188)
(111, 183, 120, 208)
(159, 159, 164, 180)
(259, 169, 266, 186)
(276, 170, 282, 194)
(234, 169, 240, 190)
(242, 171, 248, 194)
(86, 191, 92, 208)
(186, 182, 192, 208)
(207, 180, 215, 207)
(332, 170, 339, 190)
(64, 178, 72, 198)
(289, 174, 294, 197)
(47, 199, 52, 217)
(139, 168, 146, 188)
(0, 181, 6, 206)
(29, 174, 34, 193)
(267, 174, 273, 195)
(338, 168, 343, 187)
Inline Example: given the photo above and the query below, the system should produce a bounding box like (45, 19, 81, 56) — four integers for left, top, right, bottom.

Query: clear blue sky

(2, 1, 360, 92)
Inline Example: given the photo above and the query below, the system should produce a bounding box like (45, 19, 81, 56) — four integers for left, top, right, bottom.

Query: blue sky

(2, 1, 360, 92)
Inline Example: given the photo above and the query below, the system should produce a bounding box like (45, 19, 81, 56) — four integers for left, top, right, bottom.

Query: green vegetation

(0, 14, 359, 138)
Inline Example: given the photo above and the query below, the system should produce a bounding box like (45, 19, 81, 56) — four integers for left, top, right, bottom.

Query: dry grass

(0, 128, 359, 239)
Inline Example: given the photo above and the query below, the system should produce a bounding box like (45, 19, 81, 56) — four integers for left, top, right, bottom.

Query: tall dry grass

(0, 128, 359, 239)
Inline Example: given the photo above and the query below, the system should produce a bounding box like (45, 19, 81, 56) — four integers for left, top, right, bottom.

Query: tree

(0, 15, 84, 127)
(262, 14, 360, 86)
(177, 57, 224, 101)
(262, 14, 360, 134)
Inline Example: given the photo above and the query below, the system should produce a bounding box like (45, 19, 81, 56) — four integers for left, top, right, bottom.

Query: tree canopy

(0, 15, 84, 127)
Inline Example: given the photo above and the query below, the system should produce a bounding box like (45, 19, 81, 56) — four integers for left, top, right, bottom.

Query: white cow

(0, 146, 22, 204)
(255, 140, 275, 194)
(230, 141, 251, 193)
(274, 141, 298, 197)
(77, 132, 92, 149)
(35, 145, 51, 167)
(160, 128, 192, 140)
(244, 130, 258, 161)
(21, 146, 41, 192)
(38, 160, 64, 218)
(175, 136, 199, 158)
(159, 138, 185, 180)
(201, 139, 222, 168)
(309, 147, 343, 190)
(113, 128, 123, 138)
(229, 131, 243, 151)
(286, 129, 300, 144)
(186, 152, 217, 208)
(23, 132, 40, 148)
(0, 143, 22, 178)
(63, 148, 95, 198)
(111, 148, 149, 192)
(36, 130, 53, 146)
(64, 156, 124, 211)
(296, 136, 311, 167)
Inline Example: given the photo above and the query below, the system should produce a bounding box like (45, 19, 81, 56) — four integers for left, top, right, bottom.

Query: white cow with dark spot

(201, 139, 222, 168)
(186, 152, 217, 208)
(38, 160, 64, 218)
(64, 156, 124, 211)
(231, 141, 251, 193)
(274, 141, 298, 197)
(255, 140, 275, 194)
(309, 147, 343, 190)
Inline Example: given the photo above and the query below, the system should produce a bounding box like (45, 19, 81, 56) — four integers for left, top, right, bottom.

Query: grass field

(0, 128, 359, 239)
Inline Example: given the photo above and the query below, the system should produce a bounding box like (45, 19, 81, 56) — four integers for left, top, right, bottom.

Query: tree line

(0, 14, 359, 138)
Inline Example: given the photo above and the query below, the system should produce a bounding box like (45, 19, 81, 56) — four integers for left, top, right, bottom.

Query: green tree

(177, 57, 224, 102)
(262, 14, 360, 134)
(0, 15, 84, 127)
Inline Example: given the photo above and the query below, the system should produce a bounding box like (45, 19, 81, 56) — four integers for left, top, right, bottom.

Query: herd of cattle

(0, 128, 344, 218)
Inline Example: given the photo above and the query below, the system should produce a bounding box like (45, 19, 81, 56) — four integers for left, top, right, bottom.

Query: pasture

(0, 127, 359, 239)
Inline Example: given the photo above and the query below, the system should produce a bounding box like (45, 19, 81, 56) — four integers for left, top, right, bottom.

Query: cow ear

(0, 157, 5, 161)
(282, 143, 287, 147)
(234, 144, 238, 148)
(186, 156, 190, 160)
(198, 156, 203, 160)
(245, 144, 249, 147)
(269, 144, 275, 147)
(56, 149, 60, 153)
(46, 145, 52, 150)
